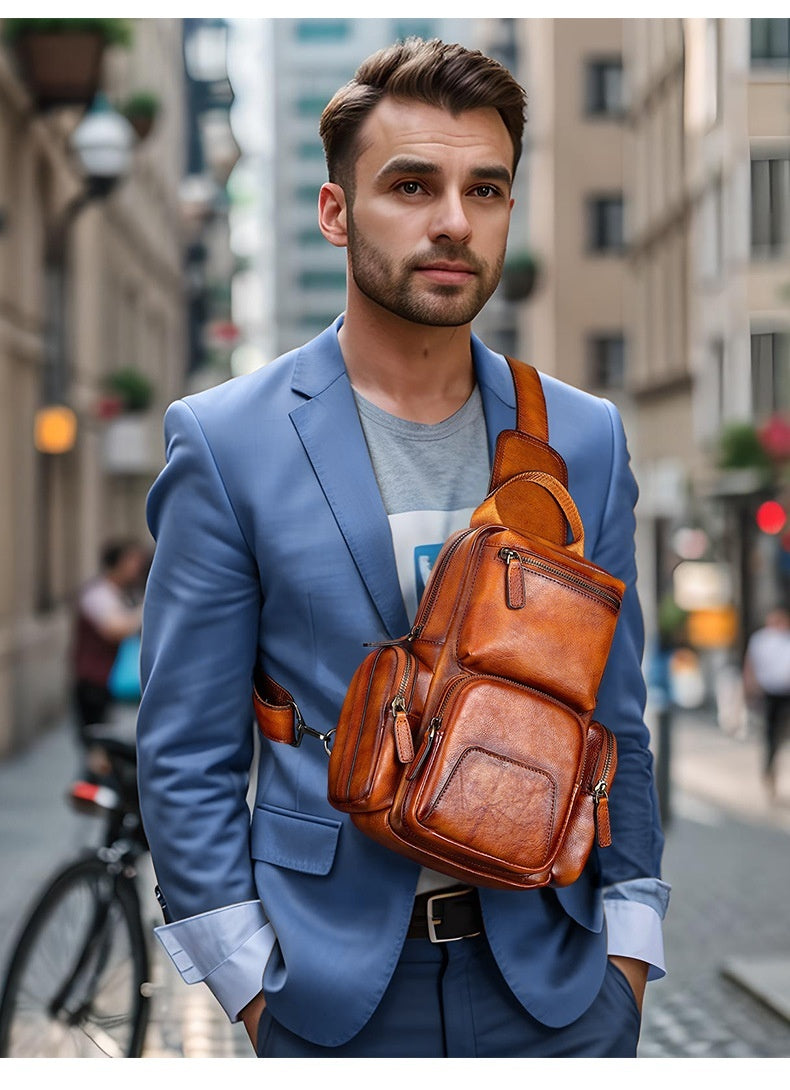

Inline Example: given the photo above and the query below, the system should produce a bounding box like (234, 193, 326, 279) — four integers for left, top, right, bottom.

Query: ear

(319, 182, 348, 248)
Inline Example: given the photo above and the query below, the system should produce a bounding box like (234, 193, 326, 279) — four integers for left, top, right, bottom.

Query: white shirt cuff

(154, 899, 276, 1021)
(604, 897, 667, 981)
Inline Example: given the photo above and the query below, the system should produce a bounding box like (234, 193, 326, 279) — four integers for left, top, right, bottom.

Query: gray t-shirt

(353, 384, 491, 620)
(353, 383, 491, 895)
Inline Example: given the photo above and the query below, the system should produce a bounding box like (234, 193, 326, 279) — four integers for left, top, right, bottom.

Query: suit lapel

(288, 326, 520, 639)
(289, 322, 411, 639)
(472, 334, 518, 468)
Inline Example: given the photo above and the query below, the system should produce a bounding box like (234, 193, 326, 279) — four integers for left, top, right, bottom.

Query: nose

(428, 190, 471, 244)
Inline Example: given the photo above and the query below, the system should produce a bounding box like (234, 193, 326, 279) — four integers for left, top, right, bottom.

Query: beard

(346, 214, 505, 328)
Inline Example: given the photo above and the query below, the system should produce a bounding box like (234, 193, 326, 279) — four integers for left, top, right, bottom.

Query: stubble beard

(346, 215, 505, 328)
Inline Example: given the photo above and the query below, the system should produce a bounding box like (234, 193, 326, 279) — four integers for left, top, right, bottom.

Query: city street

(1, 707, 789, 1060)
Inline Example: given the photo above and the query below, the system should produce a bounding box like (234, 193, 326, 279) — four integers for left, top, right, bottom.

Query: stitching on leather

(425, 746, 558, 861)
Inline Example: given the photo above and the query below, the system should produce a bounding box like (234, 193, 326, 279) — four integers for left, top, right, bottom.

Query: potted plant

(500, 250, 541, 302)
(2, 19, 133, 108)
(100, 368, 160, 475)
(121, 90, 160, 140)
(102, 367, 154, 415)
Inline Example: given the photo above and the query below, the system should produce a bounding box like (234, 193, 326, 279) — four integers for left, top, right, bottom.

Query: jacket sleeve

(137, 399, 269, 1006)
(589, 399, 666, 888)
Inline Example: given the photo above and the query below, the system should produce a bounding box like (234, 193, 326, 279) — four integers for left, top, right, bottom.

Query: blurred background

(0, 16, 788, 1061)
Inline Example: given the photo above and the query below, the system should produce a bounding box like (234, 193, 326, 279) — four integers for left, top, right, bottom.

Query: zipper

(591, 725, 616, 847)
(498, 547, 621, 612)
(413, 527, 476, 631)
(406, 718, 440, 781)
(405, 673, 468, 782)
(391, 652, 415, 764)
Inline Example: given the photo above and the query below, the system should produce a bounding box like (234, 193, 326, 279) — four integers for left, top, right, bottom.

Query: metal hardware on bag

(291, 702, 335, 756)
(426, 887, 482, 944)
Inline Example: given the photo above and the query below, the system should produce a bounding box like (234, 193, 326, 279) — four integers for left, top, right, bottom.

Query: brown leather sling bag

(253, 359, 624, 890)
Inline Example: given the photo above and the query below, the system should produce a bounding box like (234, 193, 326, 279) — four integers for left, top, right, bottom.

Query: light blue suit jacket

(136, 319, 665, 1047)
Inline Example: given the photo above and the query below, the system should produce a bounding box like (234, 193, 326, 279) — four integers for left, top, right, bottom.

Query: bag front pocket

(456, 536, 623, 713)
(329, 644, 430, 813)
(393, 674, 588, 876)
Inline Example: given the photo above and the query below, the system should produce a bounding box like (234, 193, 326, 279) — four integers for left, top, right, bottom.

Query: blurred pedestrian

(743, 607, 790, 799)
(72, 538, 146, 775)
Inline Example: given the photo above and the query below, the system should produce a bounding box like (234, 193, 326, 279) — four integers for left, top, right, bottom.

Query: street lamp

(42, 93, 136, 413)
(36, 94, 137, 612)
(70, 92, 136, 200)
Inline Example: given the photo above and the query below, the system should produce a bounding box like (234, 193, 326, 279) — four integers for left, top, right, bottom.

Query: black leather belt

(407, 886, 483, 943)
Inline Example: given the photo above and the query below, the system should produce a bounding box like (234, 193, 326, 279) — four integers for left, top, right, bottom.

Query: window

(295, 183, 321, 205)
(298, 226, 328, 246)
(298, 141, 326, 161)
(751, 154, 790, 256)
(751, 332, 790, 416)
(588, 335, 625, 389)
(705, 20, 722, 125)
(393, 22, 434, 43)
(751, 19, 790, 65)
(585, 58, 625, 117)
(295, 20, 349, 42)
(710, 337, 725, 429)
(587, 196, 625, 253)
(700, 177, 724, 280)
(299, 269, 347, 291)
(296, 95, 330, 118)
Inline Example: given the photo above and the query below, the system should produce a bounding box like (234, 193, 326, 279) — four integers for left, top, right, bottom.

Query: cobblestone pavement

(2, 710, 790, 1059)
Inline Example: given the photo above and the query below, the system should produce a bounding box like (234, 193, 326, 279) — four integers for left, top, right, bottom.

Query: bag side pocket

(329, 645, 430, 813)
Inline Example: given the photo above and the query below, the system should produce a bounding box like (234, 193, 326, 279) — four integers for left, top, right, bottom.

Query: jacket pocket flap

(251, 803, 342, 876)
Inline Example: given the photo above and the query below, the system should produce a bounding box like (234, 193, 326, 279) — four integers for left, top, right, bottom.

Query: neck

(338, 295, 475, 424)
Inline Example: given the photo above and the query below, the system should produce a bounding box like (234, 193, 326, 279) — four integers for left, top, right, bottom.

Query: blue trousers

(256, 933, 641, 1058)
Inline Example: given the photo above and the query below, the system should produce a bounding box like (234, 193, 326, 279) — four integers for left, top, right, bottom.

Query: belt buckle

(426, 887, 481, 944)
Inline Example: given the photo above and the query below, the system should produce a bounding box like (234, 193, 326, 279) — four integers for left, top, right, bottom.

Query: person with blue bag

(72, 539, 147, 774)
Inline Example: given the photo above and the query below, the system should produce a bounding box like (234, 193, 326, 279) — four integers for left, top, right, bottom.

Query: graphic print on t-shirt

(388, 508, 475, 621)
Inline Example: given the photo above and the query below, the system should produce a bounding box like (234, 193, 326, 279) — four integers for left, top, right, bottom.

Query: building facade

(0, 19, 188, 754)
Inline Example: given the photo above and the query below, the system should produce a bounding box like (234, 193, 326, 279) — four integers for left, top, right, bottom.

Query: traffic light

(756, 500, 787, 535)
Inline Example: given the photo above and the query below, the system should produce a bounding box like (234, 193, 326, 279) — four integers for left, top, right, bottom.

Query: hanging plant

(500, 250, 541, 302)
(121, 90, 161, 140)
(716, 421, 773, 474)
(103, 368, 154, 415)
(3, 19, 133, 108)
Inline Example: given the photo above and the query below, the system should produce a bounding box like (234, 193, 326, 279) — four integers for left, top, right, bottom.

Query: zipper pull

(592, 781, 612, 847)
(407, 719, 439, 781)
(364, 624, 423, 649)
(392, 697, 414, 764)
(499, 548, 525, 610)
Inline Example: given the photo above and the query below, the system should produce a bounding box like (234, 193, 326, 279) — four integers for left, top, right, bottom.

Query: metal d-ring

(291, 701, 334, 758)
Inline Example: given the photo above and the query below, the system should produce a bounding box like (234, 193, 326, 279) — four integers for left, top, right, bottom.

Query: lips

(414, 261, 477, 284)
(416, 261, 476, 274)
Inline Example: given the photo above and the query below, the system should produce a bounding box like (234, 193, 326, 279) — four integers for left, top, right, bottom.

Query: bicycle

(0, 730, 152, 1057)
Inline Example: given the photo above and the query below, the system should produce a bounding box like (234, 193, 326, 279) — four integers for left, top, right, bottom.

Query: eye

(471, 184, 500, 198)
(398, 180, 425, 195)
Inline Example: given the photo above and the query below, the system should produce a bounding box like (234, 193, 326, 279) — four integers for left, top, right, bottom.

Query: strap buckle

(426, 887, 482, 944)
(291, 702, 335, 757)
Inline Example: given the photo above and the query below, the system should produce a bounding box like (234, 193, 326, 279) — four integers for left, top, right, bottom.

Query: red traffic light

(756, 500, 787, 535)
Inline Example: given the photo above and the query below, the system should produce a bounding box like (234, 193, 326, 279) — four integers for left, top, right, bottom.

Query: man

(743, 607, 790, 800)
(137, 38, 668, 1057)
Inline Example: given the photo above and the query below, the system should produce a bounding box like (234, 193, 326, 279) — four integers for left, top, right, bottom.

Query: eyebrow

(375, 156, 512, 187)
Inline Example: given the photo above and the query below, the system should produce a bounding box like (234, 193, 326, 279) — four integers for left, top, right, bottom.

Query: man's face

(342, 98, 514, 328)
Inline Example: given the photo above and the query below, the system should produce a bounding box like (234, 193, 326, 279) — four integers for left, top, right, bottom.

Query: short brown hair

(319, 37, 527, 196)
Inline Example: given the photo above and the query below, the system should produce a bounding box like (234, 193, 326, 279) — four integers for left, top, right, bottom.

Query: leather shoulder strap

(505, 356, 549, 444)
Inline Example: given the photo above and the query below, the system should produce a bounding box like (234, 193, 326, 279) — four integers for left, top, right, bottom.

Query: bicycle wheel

(0, 855, 150, 1057)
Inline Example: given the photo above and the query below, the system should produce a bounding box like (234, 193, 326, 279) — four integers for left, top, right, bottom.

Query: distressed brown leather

(254, 358, 623, 890)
